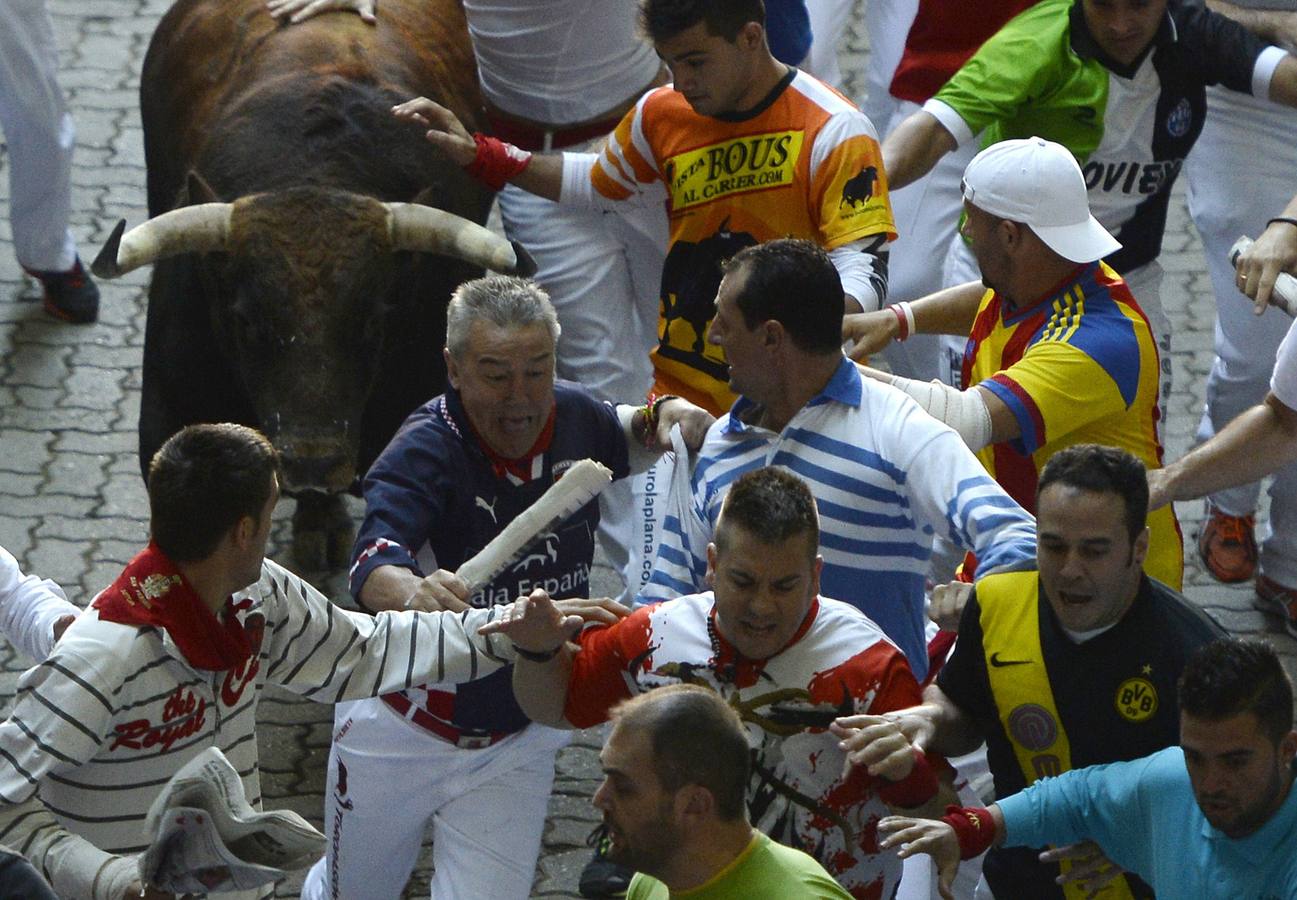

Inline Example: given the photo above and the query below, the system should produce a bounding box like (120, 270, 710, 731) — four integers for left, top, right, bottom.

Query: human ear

(1280, 730, 1297, 766)
(444, 347, 460, 389)
(737, 21, 764, 50)
(676, 785, 714, 824)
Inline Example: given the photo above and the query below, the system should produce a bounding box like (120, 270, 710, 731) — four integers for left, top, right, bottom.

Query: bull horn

(92, 203, 234, 278)
(385, 203, 536, 277)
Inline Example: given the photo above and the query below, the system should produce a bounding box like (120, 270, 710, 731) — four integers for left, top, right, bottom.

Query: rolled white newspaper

(453, 458, 613, 594)
(140, 748, 325, 895)
(1230, 236, 1297, 317)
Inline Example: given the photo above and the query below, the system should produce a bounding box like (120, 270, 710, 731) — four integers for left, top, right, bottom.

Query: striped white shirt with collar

(642, 357, 1037, 680)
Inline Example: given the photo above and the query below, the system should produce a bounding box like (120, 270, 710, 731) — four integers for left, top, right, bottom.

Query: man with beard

(593, 683, 851, 898)
(878, 638, 1297, 899)
(484, 467, 949, 897)
(837, 444, 1225, 899)
(847, 137, 1182, 590)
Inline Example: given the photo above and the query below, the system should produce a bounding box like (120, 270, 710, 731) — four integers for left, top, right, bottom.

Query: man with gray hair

(301, 275, 712, 900)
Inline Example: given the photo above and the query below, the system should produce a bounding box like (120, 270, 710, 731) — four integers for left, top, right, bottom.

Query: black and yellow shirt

(938, 570, 1224, 898)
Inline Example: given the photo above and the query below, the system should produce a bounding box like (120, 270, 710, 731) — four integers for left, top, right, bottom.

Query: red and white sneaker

(1196, 506, 1258, 583)
(1255, 575, 1297, 639)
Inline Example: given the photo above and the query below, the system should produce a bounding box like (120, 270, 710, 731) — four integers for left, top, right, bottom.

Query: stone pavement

(0, 1, 1294, 898)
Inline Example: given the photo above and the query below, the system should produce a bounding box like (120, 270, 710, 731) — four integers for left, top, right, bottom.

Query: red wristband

(464, 133, 533, 191)
(941, 804, 997, 860)
(890, 303, 910, 341)
(876, 749, 940, 808)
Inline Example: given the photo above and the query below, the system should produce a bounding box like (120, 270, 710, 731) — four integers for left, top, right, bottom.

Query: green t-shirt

(927, 0, 1269, 273)
(932, 0, 1108, 160)
(625, 832, 852, 900)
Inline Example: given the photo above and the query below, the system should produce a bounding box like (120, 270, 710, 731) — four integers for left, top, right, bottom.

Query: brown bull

(93, 0, 530, 569)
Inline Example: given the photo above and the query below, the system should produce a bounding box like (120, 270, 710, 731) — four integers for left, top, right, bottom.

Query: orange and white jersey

(588, 69, 896, 412)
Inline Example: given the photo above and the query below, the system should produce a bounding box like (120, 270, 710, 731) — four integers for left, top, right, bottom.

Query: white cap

(962, 136, 1121, 264)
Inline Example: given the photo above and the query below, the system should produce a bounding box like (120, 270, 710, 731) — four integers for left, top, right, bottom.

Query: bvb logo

(1115, 677, 1158, 722)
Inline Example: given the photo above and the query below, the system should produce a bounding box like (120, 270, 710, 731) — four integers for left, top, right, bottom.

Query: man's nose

(592, 779, 611, 810)
(1058, 551, 1085, 579)
(748, 589, 778, 617)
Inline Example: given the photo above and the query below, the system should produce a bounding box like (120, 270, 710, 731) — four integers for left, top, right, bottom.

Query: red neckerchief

(467, 406, 557, 483)
(93, 542, 252, 671)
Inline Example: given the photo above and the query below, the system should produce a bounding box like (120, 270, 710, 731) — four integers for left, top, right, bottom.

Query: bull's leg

(291, 491, 355, 573)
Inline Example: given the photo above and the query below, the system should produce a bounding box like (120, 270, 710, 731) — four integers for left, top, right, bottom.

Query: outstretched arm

(1149, 391, 1297, 508)
(391, 97, 566, 201)
(478, 589, 587, 727)
(836, 680, 984, 762)
(1207, 0, 1297, 48)
(878, 804, 1005, 900)
(844, 279, 985, 361)
(880, 110, 958, 192)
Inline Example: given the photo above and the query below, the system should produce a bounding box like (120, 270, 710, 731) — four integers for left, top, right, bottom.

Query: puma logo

(475, 495, 498, 524)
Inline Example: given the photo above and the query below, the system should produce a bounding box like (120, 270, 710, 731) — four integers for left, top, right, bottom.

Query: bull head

(99, 189, 534, 497)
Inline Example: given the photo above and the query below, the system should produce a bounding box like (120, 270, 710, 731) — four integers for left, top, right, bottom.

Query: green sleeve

(933, 0, 1108, 159)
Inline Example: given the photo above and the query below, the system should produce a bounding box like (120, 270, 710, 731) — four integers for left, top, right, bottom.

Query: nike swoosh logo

(990, 653, 1031, 668)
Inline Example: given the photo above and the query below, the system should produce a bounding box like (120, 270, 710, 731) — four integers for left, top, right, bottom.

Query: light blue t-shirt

(1000, 745, 1297, 899)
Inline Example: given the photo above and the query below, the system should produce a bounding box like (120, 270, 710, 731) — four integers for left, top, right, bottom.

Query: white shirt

(0, 544, 79, 662)
(463, 0, 660, 124)
(1272, 314, 1297, 411)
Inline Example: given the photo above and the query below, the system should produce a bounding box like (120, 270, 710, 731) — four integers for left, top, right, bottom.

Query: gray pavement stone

(0, 1, 1293, 898)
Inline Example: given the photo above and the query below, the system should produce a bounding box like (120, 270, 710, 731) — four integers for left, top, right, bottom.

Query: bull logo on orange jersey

(839, 166, 879, 209)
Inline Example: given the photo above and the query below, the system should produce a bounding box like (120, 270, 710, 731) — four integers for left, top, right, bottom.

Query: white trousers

(804, 0, 854, 88)
(859, 0, 919, 135)
(300, 698, 570, 900)
(497, 182, 662, 592)
(896, 623, 986, 899)
(0, 0, 76, 271)
(1186, 86, 1297, 584)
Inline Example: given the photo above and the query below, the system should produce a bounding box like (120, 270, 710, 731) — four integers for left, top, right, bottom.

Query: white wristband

(898, 301, 916, 340)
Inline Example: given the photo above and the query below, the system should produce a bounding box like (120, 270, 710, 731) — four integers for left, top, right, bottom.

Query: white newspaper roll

(140, 747, 325, 894)
(454, 458, 613, 593)
(1230, 236, 1297, 317)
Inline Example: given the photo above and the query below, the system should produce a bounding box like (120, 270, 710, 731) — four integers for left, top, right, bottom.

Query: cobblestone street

(1, 2, 1294, 897)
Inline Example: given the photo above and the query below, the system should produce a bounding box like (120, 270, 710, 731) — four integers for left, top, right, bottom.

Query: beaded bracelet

(639, 393, 680, 447)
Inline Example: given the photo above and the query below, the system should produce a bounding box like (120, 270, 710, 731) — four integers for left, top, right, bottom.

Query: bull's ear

(183, 170, 220, 206)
